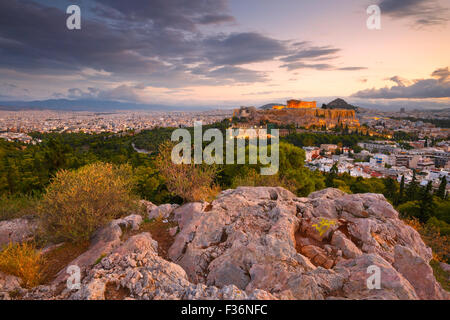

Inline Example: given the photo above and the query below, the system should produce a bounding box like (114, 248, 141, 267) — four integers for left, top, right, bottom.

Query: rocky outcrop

(148, 204, 179, 220)
(166, 187, 447, 300)
(2, 187, 448, 300)
(0, 217, 38, 246)
(233, 106, 360, 129)
(52, 214, 143, 287)
(68, 233, 272, 300)
(0, 272, 22, 300)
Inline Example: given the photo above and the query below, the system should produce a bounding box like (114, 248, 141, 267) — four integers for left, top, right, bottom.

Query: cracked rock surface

(3, 187, 449, 300)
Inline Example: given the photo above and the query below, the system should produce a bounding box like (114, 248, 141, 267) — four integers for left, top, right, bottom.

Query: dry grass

(0, 242, 43, 288)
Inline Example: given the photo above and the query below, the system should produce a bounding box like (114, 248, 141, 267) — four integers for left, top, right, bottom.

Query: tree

(406, 171, 418, 201)
(436, 176, 447, 200)
(43, 138, 72, 173)
(155, 141, 219, 202)
(384, 177, 398, 203)
(418, 181, 434, 223)
(397, 175, 405, 205)
(325, 163, 338, 187)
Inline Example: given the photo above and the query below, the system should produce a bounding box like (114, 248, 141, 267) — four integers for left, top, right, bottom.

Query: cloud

(93, 0, 234, 31)
(68, 85, 142, 102)
(281, 46, 341, 63)
(352, 67, 450, 99)
(337, 67, 368, 71)
(280, 45, 366, 72)
(203, 32, 287, 66)
(281, 62, 334, 71)
(378, 0, 449, 26)
(206, 66, 268, 83)
(387, 76, 409, 86)
(431, 67, 450, 83)
(0, 0, 366, 103)
(0, 0, 256, 90)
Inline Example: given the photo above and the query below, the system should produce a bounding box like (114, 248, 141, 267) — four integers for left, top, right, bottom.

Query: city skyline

(0, 0, 449, 110)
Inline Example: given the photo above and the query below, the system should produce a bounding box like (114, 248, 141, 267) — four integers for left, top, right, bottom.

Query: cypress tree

(418, 181, 434, 223)
(397, 175, 405, 205)
(436, 176, 447, 199)
(406, 171, 418, 201)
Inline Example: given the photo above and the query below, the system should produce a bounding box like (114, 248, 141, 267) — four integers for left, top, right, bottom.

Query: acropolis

(233, 99, 360, 129)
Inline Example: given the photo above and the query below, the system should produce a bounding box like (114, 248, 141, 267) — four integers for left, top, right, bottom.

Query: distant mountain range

(0, 99, 213, 112)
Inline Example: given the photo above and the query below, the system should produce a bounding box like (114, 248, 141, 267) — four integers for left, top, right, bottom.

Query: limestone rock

(0, 218, 38, 246)
(4, 187, 447, 301)
(166, 187, 447, 300)
(393, 245, 449, 300)
(148, 204, 179, 220)
(140, 200, 157, 214)
(70, 233, 273, 300)
(331, 230, 362, 259)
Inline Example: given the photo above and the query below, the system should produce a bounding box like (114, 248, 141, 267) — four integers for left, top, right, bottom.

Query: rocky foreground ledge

(1, 187, 449, 300)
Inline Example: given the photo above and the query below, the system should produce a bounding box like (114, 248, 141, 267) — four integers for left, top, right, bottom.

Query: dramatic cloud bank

(379, 0, 449, 26)
(352, 67, 450, 99)
(0, 0, 368, 103)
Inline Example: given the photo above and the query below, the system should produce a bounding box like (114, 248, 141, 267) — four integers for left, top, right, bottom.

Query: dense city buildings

(0, 109, 232, 136)
(1, 104, 449, 194)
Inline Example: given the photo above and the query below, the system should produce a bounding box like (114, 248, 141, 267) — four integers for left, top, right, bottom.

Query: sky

(0, 0, 449, 110)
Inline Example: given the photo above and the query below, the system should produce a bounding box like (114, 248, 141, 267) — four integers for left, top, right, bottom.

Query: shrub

(0, 195, 38, 221)
(427, 217, 450, 236)
(39, 162, 138, 243)
(155, 141, 220, 202)
(404, 218, 449, 263)
(0, 242, 43, 288)
(397, 201, 421, 219)
(231, 168, 297, 193)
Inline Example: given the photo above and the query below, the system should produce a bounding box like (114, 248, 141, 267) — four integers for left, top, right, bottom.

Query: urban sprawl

(1, 105, 449, 194)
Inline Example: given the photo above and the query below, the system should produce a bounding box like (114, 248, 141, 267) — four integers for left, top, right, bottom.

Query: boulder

(0, 271, 22, 296)
(440, 262, 450, 273)
(0, 218, 38, 246)
(139, 200, 157, 214)
(148, 204, 179, 220)
(166, 187, 447, 300)
(393, 245, 449, 300)
(331, 230, 362, 259)
(5, 187, 448, 300)
(52, 214, 140, 286)
(70, 233, 273, 300)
